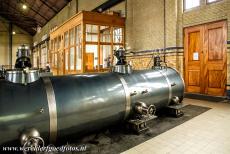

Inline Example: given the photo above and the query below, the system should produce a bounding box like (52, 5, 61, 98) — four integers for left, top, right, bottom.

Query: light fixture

(12, 31, 16, 35)
(22, 4, 27, 10)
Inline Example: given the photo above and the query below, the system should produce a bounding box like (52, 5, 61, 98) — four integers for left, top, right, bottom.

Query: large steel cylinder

(0, 67, 184, 146)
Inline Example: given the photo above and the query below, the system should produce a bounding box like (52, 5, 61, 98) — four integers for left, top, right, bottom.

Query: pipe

(163, 0, 166, 63)
(92, 0, 125, 12)
(8, 22, 12, 68)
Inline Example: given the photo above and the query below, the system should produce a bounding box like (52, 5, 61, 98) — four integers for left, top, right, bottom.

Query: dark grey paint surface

(0, 68, 184, 146)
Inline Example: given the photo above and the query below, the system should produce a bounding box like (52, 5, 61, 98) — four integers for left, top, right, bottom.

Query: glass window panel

(53, 53, 57, 68)
(76, 45, 82, 70)
(64, 31, 69, 47)
(57, 36, 61, 49)
(184, 0, 200, 10)
(41, 47, 47, 68)
(207, 0, 219, 2)
(86, 45, 98, 70)
(75, 25, 81, 45)
(65, 51, 69, 70)
(100, 26, 111, 43)
(54, 38, 58, 51)
(33, 52, 38, 68)
(70, 47, 75, 70)
(113, 27, 123, 43)
(70, 28, 75, 45)
(100, 45, 111, 69)
(50, 40, 54, 50)
(86, 24, 98, 42)
(51, 54, 54, 67)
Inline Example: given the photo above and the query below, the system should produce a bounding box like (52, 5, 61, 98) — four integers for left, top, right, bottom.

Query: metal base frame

(126, 115, 157, 134)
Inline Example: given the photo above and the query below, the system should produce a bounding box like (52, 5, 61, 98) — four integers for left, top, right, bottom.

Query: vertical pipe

(76, 0, 78, 13)
(163, 0, 166, 63)
(8, 22, 12, 68)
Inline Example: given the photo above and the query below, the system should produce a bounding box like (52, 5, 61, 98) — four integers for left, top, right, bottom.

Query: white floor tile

(121, 98, 230, 154)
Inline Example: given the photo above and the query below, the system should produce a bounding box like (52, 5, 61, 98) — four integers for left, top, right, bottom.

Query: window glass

(207, 0, 219, 3)
(76, 45, 82, 70)
(100, 26, 111, 43)
(75, 25, 82, 71)
(65, 51, 69, 70)
(184, 0, 200, 10)
(70, 28, 74, 45)
(70, 47, 75, 70)
(33, 52, 38, 68)
(100, 45, 111, 69)
(64, 31, 69, 47)
(50, 40, 54, 50)
(86, 24, 98, 42)
(41, 47, 47, 68)
(113, 27, 123, 43)
(57, 36, 61, 49)
(76, 25, 81, 45)
(54, 38, 58, 51)
(53, 53, 57, 68)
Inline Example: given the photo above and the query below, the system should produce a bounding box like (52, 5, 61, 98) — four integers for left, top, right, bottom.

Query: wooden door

(86, 53, 94, 71)
(184, 21, 227, 96)
(203, 21, 227, 96)
(184, 26, 204, 93)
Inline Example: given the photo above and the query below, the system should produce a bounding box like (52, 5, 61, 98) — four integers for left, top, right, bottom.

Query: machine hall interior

(0, 0, 230, 154)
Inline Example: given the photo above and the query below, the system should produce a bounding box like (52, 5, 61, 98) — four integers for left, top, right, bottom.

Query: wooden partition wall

(49, 11, 125, 75)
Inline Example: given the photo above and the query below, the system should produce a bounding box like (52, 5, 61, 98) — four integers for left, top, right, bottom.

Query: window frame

(206, 0, 223, 4)
(183, 0, 201, 12)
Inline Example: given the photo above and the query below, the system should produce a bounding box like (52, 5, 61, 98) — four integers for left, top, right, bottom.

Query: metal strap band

(157, 70, 172, 105)
(117, 75, 131, 119)
(42, 77, 57, 143)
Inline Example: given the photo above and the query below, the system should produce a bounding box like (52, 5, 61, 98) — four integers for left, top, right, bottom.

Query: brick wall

(126, 0, 164, 51)
(126, 0, 230, 84)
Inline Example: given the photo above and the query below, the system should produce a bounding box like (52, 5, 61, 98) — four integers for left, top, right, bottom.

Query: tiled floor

(121, 98, 230, 154)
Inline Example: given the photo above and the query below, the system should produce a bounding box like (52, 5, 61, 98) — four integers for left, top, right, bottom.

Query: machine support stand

(126, 115, 157, 134)
(164, 104, 185, 118)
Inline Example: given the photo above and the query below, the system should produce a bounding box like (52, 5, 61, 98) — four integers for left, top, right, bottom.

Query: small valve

(134, 102, 156, 116)
(141, 89, 148, 94)
(130, 91, 137, 96)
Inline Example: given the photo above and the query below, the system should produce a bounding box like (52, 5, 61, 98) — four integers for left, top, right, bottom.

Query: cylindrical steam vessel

(0, 67, 184, 146)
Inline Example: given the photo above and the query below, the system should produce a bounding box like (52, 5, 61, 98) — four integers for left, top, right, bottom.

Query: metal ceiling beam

(92, 0, 125, 12)
(0, 12, 38, 23)
(40, 0, 58, 14)
(0, 14, 36, 35)
(1, 14, 37, 27)
(27, 5, 49, 22)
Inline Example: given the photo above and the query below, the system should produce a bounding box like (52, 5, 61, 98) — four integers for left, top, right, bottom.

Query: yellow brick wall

(126, 0, 230, 84)
(127, 49, 184, 76)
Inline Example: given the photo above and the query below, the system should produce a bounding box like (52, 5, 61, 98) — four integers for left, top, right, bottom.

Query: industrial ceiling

(0, 0, 71, 35)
